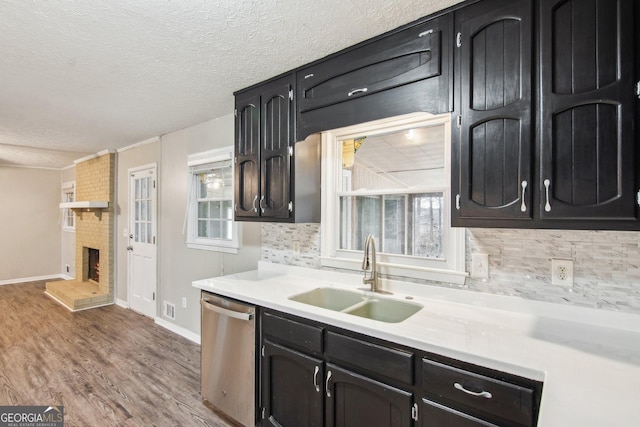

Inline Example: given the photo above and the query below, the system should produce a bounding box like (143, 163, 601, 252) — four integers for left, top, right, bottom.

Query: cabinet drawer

(421, 399, 498, 427)
(298, 17, 444, 114)
(325, 331, 413, 385)
(422, 359, 534, 426)
(262, 312, 323, 354)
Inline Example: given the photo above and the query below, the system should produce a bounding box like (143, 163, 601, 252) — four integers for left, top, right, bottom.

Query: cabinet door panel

(235, 93, 260, 218)
(453, 0, 533, 221)
(326, 364, 412, 427)
(261, 83, 292, 219)
(540, 0, 637, 221)
(262, 341, 323, 427)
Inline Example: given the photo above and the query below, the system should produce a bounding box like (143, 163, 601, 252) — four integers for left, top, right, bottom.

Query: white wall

(158, 114, 261, 334)
(0, 167, 61, 282)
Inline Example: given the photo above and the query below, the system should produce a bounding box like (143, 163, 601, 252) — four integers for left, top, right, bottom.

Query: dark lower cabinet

(326, 364, 412, 427)
(259, 310, 542, 427)
(261, 341, 323, 427)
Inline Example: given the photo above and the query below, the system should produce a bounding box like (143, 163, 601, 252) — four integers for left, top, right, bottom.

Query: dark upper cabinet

(452, 0, 639, 229)
(235, 91, 261, 219)
(296, 13, 452, 140)
(234, 74, 321, 222)
(452, 0, 534, 223)
(538, 0, 638, 222)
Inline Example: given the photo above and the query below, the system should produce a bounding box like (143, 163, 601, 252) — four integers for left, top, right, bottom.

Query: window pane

(222, 200, 233, 219)
(209, 220, 221, 239)
(197, 164, 233, 200)
(198, 201, 208, 219)
(339, 195, 381, 251)
(141, 199, 147, 222)
(383, 195, 406, 255)
(147, 223, 152, 244)
(210, 201, 221, 219)
(411, 193, 443, 258)
(198, 220, 208, 237)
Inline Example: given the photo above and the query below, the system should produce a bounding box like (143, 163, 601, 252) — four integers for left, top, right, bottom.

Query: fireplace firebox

(87, 248, 100, 283)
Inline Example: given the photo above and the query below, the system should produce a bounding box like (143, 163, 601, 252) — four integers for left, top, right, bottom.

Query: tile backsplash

(261, 223, 640, 314)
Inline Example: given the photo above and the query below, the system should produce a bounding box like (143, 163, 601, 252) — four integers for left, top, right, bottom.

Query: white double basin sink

(288, 286, 423, 323)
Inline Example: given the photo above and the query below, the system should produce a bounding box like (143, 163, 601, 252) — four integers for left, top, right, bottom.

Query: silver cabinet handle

(543, 179, 551, 212)
(313, 366, 320, 392)
(200, 298, 253, 321)
(418, 29, 434, 38)
(259, 195, 266, 213)
(304, 73, 314, 79)
(456, 32, 462, 47)
(520, 180, 528, 212)
(454, 382, 492, 399)
(252, 195, 258, 213)
(347, 88, 368, 97)
(455, 194, 461, 210)
(325, 370, 332, 397)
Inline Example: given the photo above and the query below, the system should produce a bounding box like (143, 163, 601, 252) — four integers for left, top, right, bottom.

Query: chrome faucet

(362, 234, 379, 292)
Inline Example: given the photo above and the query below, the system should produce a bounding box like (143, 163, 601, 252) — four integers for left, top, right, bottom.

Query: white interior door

(128, 165, 157, 317)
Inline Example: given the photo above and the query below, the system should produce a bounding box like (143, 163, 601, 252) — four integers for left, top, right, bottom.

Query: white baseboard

(154, 317, 201, 345)
(116, 299, 129, 308)
(0, 274, 70, 286)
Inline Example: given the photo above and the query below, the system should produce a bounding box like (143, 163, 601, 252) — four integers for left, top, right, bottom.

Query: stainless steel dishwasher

(200, 291, 256, 427)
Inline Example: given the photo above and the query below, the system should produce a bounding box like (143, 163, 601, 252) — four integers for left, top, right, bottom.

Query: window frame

(61, 181, 75, 232)
(320, 113, 467, 284)
(185, 146, 241, 254)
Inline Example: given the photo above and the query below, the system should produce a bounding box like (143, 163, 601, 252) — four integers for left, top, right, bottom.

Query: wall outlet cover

(471, 253, 489, 279)
(551, 259, 574, 286)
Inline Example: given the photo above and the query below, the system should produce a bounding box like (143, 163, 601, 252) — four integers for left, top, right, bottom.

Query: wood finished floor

(0, 280, 235, 427)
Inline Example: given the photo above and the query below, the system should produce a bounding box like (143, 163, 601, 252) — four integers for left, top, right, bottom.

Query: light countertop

(193, 261, 640, 426)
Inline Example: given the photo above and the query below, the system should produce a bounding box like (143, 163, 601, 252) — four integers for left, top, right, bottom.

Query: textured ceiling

(0, 0, 463, 169)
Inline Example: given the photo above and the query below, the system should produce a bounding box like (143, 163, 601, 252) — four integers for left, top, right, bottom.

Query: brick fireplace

(46, 152, 115, 311)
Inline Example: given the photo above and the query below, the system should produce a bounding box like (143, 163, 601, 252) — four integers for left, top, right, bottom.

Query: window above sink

(320, 113, 467, 284)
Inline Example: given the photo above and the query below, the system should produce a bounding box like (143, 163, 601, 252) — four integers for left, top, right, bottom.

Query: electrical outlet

(182, 297, 187, 309)
(551, 259, 573, 286)
(471, 253, 489, 278)
(292, 241, 301, 256)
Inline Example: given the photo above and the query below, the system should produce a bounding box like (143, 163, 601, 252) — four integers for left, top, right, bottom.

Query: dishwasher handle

(200, 298, 254, 321)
